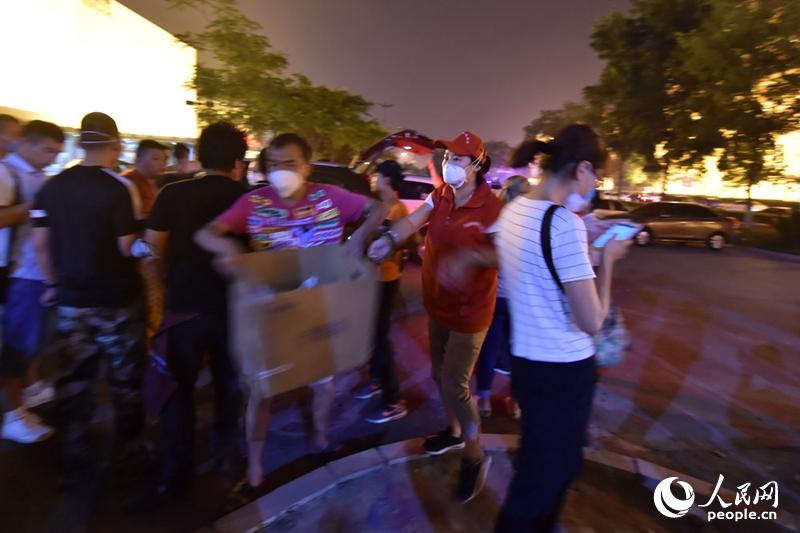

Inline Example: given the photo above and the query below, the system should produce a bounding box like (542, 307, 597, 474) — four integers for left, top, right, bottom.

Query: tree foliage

(483, 140, 513, 166)
(524, 0, 800, 204)
(167, 0, 386, 162)
(669, 0, 800, 191)
(523, 101, 594, 139)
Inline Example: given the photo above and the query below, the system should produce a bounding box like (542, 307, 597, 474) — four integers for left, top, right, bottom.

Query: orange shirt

(122, 168, 158, 218)
(378, 199, 410, 282)
(421, 182, 503, 333)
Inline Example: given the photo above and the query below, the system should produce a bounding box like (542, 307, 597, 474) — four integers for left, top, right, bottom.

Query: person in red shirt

(122, 140, 168, 217)
(123, 140, 169, 342)
(368, 131, 502, 503)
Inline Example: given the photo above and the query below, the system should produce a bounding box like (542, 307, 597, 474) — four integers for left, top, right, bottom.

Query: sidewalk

(214, 436, 796, 533)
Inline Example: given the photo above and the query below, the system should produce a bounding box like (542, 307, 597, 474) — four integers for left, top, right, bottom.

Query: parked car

(594, 197, 629, 218)
(397, 175, 435, 213)
(604, 201, 735, 250)
(309, 162, 371, 195)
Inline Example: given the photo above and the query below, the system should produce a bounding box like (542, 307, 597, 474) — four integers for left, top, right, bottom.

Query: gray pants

(428, 319, 488, 440)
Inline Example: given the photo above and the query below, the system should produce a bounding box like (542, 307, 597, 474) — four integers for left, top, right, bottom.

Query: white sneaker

(1, 408, 54, 443)
(23, 380, 55, 409)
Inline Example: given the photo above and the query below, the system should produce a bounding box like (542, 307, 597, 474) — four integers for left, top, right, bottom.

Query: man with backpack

(0, 120, 64, 443)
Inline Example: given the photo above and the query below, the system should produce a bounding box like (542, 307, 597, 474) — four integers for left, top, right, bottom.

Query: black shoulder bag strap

(541, 203, 565, 293)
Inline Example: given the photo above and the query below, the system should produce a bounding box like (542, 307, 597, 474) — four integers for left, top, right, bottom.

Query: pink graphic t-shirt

(215, 183, 368, 250)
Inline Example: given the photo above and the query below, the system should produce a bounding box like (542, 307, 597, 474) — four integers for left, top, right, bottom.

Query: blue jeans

(0, 278, 51, 377)
(475, 298, 511, 393)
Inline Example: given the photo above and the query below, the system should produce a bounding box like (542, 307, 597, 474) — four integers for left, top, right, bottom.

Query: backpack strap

(541, 204, 565, 293)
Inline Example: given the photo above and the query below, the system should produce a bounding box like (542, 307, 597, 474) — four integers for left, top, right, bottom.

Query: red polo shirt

(421, 182, 503, 333)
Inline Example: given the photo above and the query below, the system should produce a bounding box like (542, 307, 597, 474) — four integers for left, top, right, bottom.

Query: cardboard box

(230, 245, 378, 399)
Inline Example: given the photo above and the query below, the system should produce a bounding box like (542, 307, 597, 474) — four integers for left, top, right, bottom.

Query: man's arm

(0, 167, 26, 228)
(143, 229, 169, 260)
(33, 227, 56, 285)
(0, 203, 31, 228)
(347, 197, 389, 253)
(366, 202, 433, 263)
(33, 227, 59, 306)
(195, 220, 247, 257)
(195, 220, 248, 278)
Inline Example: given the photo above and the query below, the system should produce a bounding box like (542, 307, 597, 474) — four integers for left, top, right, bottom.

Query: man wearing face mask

(195, 132, 387, 498)
(367, 131, 503, 503)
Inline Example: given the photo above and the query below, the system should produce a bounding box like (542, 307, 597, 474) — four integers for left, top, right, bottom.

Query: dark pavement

(1, 244, 798, 532)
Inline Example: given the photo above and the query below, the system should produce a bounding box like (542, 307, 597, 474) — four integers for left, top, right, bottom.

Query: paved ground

(0, 244, 798, 532)
(261, 450, 786, 533)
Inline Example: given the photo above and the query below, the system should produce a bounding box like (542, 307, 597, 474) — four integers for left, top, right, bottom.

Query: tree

(483, 141, 513, 167)
(587, 0, 709, 193)
(167, 0, 386, 163)
(668, 0, 800, 224)
(523, 101, 593, 139)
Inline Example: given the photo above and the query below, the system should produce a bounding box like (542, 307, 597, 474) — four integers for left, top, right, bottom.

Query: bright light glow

(0, 0, 197, 139)
(640, 139, 800, 201)
(641, 130, 800, 201)
(777, 131, 800, 177)
(403, 145, 413, 150)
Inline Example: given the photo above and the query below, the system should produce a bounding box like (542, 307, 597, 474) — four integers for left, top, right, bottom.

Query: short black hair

(22, 120, 64, 144)
(174, 142, 190, 160)
(197, 122, 247, 172)
(0, 114, 20, 129)
(376, 159, 405, 191)
(269, 133, 312, 162)
(136, 139, 167, 159)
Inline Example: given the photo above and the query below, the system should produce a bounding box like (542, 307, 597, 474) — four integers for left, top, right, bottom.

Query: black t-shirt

(147, 174, 245, 313)
(32, 165, 142, 308)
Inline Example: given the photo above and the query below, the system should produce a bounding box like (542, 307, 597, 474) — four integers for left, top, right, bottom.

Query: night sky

(121, 0, 630, 145)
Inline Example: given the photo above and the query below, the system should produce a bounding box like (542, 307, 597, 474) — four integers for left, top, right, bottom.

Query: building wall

(0, 0, 197, 140)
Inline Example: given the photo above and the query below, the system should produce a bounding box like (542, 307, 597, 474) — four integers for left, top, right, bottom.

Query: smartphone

(592, 223, 643, 248)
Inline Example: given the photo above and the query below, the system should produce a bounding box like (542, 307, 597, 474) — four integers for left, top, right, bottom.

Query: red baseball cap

(434, 131, 487, 161)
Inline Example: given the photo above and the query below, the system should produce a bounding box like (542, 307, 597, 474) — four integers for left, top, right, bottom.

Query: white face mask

(268, 169, 303, 198)
(443, 162, 469, 189)
(565, 187, 596, 213)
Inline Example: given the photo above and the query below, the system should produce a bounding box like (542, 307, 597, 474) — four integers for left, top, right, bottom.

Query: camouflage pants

(54, 303, 146, 459)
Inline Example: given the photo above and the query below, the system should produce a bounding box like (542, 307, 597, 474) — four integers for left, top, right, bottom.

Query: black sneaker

(457, 455, 492, 503)
(423, 428, 465, 455)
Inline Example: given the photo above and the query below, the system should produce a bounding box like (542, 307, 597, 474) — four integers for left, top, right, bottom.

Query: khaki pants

(428, 319, 487, 440)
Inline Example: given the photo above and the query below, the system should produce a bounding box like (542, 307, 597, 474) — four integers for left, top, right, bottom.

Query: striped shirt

(496, 198, 595, 363)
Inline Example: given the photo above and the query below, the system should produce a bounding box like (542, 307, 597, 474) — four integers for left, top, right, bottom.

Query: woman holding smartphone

(442, 124, 631, 531)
